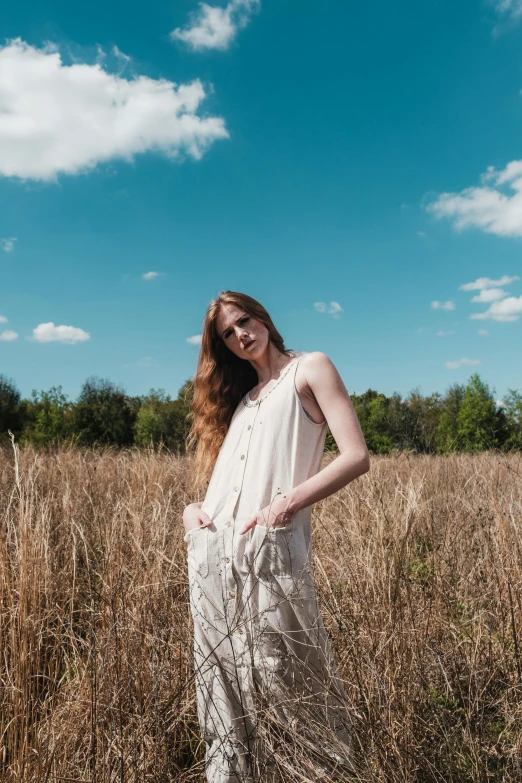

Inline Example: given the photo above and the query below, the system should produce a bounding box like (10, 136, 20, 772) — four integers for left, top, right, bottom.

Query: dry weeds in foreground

(1, 443, 521, 782)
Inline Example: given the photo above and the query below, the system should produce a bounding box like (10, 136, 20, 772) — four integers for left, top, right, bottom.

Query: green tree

(456, 374, 503, 452)
(71, 377, 136, 447)
(169, 379, 193, 451)
(385, 392, 422, 452)
(404, 389, 443, 453)
(435, 382, 465, 453)
(23, 386, 71, 446)
(0, 374, 22, 442)
(502, 389, 522, 450)
(135, 404, 163, 446)
(352, 390, 393, 454)
(134, 382, 193, 453)
(134, 389, 172, 448)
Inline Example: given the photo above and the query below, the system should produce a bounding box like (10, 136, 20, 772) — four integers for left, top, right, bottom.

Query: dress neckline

(243, 353, 303, 407)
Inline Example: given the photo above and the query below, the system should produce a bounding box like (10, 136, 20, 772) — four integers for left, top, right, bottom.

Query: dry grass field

(1, 441, 522, 782)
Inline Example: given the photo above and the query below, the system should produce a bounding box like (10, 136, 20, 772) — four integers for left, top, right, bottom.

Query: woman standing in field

(183, 291, 370, 782)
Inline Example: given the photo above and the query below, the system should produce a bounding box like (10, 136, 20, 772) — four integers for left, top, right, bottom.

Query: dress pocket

(185, 526, 209, 578)
(252, 518, 296, 579)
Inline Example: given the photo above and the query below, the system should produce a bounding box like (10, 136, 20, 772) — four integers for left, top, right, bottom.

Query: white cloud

(171, 0, 260, 51)
(0, 330, 18, 341)
(328, 301, 343, 317)
(314, 301, 343, 318)
(186, 334, 202, 345)
(478, 329, 489, 335)
(31, 322, 90, 344)
(431, 300, 455, 310)
(471, 287, 507, 303)
(0, 39, 228, 181)
(494, 0, 522, 18)
(436, 330, 455, 336)
(459, 275, 519, 291)
(416, 230, 426, 238)
(1, 237, 17, 252)
(0, 315, 7, 323)
(142, 271, 160, 280)
(427, 160, 522, 237)
(444, 358, 482, 370)
(469, 295, 522, 322)
(457, 275, 520, 320)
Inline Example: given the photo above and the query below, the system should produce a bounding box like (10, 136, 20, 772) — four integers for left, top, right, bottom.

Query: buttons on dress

(241, 455, 245, 460)
(247, 425, 251, 430)
(225, 557, 230, 564)
(226, 520, 232, 527)
(234, 486, 239, 492)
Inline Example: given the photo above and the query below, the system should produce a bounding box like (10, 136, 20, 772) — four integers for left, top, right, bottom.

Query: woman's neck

(249, 345, 294, 388)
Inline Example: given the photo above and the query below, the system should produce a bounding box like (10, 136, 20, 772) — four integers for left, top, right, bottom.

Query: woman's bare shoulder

(297, 352, 348, 396)
(299, 351, 337, 373)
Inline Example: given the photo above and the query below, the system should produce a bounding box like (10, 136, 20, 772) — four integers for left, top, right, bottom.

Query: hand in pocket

(183, 502, 213, 533)
(239, 490, 294, 534)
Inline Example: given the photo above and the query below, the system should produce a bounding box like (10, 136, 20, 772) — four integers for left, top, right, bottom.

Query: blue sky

(1, 0, 521, 404)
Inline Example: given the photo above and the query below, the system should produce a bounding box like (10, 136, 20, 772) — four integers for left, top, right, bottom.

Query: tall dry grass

(1, 441, 521, 782)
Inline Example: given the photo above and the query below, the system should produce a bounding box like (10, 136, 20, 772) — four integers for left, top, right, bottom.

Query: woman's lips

(243, 340, 255, 349)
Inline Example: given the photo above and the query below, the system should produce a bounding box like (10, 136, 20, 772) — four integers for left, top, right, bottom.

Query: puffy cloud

(469, 295, 522, 322)
(186, 334, 202, 345)
(459, 275, 519, 291)
(328, 301, 343, 317)
(0, 39, 228, 181)
(1, 237, 17, 252)
(171, 0, 260, 51)
(444, 358, 482, 370)
(314, 301, 343, 318)
(427, 160, 522, 237)
(142, 271, 160, 280)
(0, 315, 7, 323)
(478, 329, 489, 335)
(31, 322, 90, 344)
(431, 300, 455, 310)
(470, 287, 507, 303)
(0, 330, 18, 341)
(458, 274, 520, 320)
(436, 330, 455, 336)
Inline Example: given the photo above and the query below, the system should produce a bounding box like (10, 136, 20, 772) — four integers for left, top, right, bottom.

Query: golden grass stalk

(0, 443, 521, 781)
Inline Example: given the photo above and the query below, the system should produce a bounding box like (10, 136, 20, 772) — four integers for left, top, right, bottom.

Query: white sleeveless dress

(185, 351, 355, 782)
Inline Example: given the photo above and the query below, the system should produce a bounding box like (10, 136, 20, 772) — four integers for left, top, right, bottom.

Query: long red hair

(187, 291, 292, 488)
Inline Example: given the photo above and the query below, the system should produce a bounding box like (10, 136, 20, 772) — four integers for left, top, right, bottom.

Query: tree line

(0, 372, 521, 454)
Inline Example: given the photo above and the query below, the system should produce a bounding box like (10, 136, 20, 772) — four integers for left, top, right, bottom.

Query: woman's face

(216, 303, 269, 361)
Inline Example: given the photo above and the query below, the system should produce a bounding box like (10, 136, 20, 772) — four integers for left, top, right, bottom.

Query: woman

(183, 291, 370, 783)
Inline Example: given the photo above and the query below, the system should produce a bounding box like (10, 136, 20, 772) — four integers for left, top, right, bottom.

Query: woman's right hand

(183, 502, 213, 533)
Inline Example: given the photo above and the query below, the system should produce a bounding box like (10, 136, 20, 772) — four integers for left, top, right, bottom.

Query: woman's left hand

(239, 493, 294, 534)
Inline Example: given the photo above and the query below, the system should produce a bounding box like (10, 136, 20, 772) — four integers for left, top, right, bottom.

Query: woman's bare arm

(287, 351, 370, 513)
